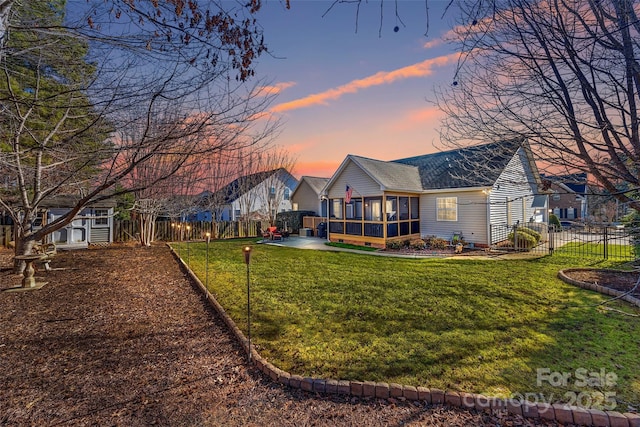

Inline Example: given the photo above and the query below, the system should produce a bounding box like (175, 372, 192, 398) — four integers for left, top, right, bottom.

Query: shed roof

(39, 195, 117, 209)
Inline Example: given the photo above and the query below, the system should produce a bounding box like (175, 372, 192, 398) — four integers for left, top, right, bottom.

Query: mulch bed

(561, 269, 640, 297)
(1, 244, 563, 426)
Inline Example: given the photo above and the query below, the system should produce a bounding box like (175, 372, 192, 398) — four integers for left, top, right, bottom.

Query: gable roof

(302, 176, 330, 194)
(393, 139, 525, 190)
(39, 195, 117, 209)
(541, 172, 588, 195)
(325, 155, 423, 194)
(290, 176, 330, 200)
(214, 168, 296, 204)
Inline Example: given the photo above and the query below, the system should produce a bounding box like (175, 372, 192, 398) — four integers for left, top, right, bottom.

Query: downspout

(485, 189, 492, 247)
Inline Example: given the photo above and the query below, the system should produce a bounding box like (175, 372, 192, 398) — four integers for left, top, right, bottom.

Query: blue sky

(253, 1, 461, 178)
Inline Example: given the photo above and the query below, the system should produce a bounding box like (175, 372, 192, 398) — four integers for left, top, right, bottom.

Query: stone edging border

(558, 268, 640, 309)
(169, 246, 640, 427)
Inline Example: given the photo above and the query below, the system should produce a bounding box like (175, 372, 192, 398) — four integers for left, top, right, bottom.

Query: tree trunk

(13, 232, 35, 274)
(138, 212, 156, 247)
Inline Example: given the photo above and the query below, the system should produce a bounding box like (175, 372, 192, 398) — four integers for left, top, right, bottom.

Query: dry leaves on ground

(0, 244, 564, 426)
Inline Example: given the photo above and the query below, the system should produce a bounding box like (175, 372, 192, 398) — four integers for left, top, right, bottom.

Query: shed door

(48, 209, 88, 246)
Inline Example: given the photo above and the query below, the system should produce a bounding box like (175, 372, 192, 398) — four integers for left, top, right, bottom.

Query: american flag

(345, 185, 353, 203)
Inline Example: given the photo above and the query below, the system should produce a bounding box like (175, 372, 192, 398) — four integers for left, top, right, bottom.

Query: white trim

(436, 196, 458, 222)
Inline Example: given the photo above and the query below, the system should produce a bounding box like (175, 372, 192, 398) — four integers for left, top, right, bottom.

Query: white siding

(489, 147, 538, 228)
(326, 161, 381, 199)
(231, 176, 294, 220)
(420, 190, 489, 245)
(90, 227, 110, 243)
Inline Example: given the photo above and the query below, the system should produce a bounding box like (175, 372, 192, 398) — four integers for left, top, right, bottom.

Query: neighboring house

(39, 196, 116, 249)
(321, 139, 544, 248)
(193, 168, 298, 222)
(541, 173, 588, 221)
(290, 176, 330, 216)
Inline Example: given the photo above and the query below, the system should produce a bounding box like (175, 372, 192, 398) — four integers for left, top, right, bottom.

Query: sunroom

(327, 193, 421, 248)
(321, 154, 424, 248)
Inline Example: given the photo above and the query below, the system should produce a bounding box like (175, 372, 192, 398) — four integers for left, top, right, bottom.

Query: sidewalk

(262, 235, 502, 259)
(262, 235, 330, 250)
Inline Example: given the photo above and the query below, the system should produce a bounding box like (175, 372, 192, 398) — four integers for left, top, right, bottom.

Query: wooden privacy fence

(114, 220, 269, 243)
(1, 225, 11, 248)
(1, 221, 268, 248)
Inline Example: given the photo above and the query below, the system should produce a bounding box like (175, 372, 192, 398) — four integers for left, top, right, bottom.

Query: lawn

(173, 239, 640, 409)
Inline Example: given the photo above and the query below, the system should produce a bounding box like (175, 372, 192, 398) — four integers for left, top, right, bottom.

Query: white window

(284, 188, 290, 200)
(93, 209, 109, 227)
(436, 197, 457, 221)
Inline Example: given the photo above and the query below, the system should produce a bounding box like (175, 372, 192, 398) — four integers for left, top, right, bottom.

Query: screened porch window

(345, 198, 363, 219)
(437, 197, 458, 221)
(364, 198, 382, 221)
(331, 198, 343, 219)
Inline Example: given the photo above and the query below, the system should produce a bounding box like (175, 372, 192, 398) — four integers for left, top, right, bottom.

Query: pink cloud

(389, 106, 445, 131)
(423, 39, 444, 49)
(294, 160, 341, 179)
(259, 81, 297, 96)
(271, 53, 459, 113)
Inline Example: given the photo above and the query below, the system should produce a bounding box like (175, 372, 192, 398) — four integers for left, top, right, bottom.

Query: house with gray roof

(194, 168, 298, 222)
(290, 176, 330, 216)
(321, 139, 544, 248)
(541, 172, 588, 222)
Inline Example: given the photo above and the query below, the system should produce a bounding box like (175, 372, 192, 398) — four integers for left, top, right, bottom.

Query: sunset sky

(254, 1, 461, 179)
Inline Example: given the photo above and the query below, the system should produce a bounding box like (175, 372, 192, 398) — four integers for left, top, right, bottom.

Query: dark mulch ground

(562, 269, 640, 296)
(0, 244, 567, 426)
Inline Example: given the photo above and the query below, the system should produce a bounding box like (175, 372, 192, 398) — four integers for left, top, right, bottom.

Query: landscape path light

(205, 232, 211, 289)
(243, 245, 253, 361)
(186, 225, 191, 266)
(176, 224, 182, 257)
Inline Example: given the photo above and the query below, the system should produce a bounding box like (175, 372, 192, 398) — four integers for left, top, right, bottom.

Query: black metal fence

(490, 223, 635, 261)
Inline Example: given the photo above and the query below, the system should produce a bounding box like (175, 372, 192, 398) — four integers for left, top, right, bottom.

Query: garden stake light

(243, 245, 252, 362)
(186, 225, 191, 266)
(205, 232, 210, 289)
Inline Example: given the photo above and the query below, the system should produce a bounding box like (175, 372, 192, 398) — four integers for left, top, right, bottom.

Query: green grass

(554, 242, 634, 261)
(173, 239, 640, 408)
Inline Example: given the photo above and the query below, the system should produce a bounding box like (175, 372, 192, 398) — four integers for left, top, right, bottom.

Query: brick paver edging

(558, 268, 640, 309)
(170, 247, 640, 427)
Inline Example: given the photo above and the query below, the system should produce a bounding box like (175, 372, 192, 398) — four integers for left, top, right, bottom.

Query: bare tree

(233, 149, 266, 221)
(0, 1, 277, 270)
(201, 150, 244, 226)
(252, 147, 298, 226)
(435, 0, 640, 210)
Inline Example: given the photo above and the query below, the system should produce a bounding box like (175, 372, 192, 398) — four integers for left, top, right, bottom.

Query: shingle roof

(541, 172, 587, 194)
(302, 176, 330, 194)
(393, 139, 524, 189)
(349, 155, 423, 192)
(215, 168, 290, 203)
(39, 195, 117, 208)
